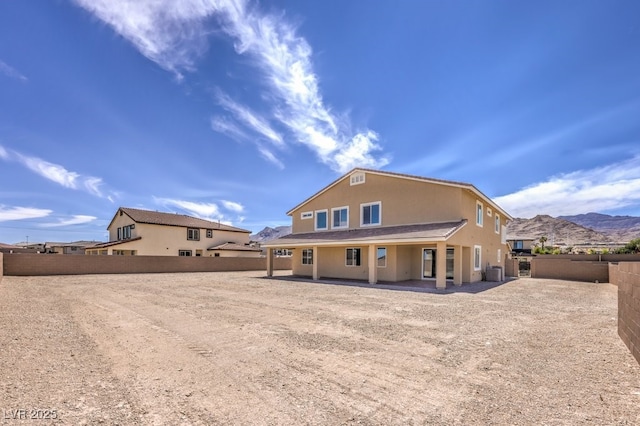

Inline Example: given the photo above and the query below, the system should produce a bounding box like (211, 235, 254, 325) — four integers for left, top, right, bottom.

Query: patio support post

(368, 244, 377, 284)
(266, 248, 273, 277)
(453, 245, 462, 286)
(436, 241, 447, 289)
(312, 246, 319, 280)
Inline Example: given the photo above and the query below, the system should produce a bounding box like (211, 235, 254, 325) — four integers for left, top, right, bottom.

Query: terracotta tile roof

(116, 207, 250, 233)
(207, 242, 262, 252)
(263, 220, 467, 247)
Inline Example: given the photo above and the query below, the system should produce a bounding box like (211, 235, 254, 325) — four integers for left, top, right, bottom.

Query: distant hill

(558, 213, 640, 242)
(506, 215, 611, 245)
(250, 226, 292, 242)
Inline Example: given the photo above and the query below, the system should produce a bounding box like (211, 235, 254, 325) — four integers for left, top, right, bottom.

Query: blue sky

(1, 0, 640, 244)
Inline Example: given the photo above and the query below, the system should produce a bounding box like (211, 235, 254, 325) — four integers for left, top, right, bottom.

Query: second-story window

(361, 202, 381, 226)
(187, 228, 200, 241)
(206, 229, 213, 238)
(332, 206, 349, 229)
(476, 201, 484, 227)
(495, 214, 500, 234)
(315, 210, 328, 231)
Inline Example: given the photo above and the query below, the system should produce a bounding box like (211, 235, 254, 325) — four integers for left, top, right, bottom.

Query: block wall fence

(1, 253, 291, 276)
(610, 262, 640, 366)
(504, 254, 640, 282)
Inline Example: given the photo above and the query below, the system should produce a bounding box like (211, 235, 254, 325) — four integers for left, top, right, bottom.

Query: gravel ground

(0, 271, 638, 425)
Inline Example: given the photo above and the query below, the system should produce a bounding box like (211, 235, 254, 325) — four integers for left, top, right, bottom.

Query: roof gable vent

(350, 172, 365, 186)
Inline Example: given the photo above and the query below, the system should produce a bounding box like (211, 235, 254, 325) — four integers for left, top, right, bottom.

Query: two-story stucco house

(263, 168, 512, 289)
(86, 207, 261, 257)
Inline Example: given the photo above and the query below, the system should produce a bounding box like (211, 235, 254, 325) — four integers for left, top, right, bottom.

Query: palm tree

(539, 236, 548, 250)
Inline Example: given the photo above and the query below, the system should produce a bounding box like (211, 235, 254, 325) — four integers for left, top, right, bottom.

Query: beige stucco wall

(211, 250, 262, 258)
(95, 214, 251, 256)
(291, 173, 466, 233)
(285, 171, 509, 283)
(291, 243, 483, 283)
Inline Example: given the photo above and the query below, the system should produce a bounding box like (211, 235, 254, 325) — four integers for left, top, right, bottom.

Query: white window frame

(187, 228, 200, 241)
(360, 201, 382, 227)
(495, 214, 500, 234)
(377, 247, 387, 268)
(331, 206, 349, 229)
(346, 247, 361, 267)
(476, 201, 483, 227)
(315, 210, 328, 231)
(350, 172, 365, 185)
(302, 248, 313, 265)
(474, 245, 482, 271)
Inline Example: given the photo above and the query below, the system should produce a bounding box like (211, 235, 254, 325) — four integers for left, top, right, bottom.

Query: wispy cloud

(0, 206, 52, 222)
(0, 145, 114, 199)
(210, 116, 250, 142)
(257, 146, 284, 169)
(154, 196, 246, 225)
(40, 215, 97, 227)
(73, 0, 390, 173)
(221, 200, 244, 213)
(215, 90, 284, 146)
(0, 60, 27, 82)
(495, 155, 640, 218)
(155, 198, 221, 220)
(72, 0, 214, 79)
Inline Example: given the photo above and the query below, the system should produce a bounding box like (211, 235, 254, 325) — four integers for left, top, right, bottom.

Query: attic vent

(350, 172, 365, 186)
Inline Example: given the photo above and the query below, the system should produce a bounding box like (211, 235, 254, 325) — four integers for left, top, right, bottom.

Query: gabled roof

(86, 237, 143, 249)
(207, 242, 261, 252)
(287, 168, 513, 221)
(108, 207, 250, 233)
(45, 240, 103, 248)
(263, 220, 467, 247)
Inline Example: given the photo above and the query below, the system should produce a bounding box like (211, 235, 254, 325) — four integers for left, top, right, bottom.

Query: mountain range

(252, 213, 640, 246)
(507, 213, 640, 245)
(250, 226, 292, 242)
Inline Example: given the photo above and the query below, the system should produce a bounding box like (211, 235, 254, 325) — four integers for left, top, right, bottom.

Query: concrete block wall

(2, 253, 291, 276)
(615, 262, 640, 366)
(531, 258, 609, 282)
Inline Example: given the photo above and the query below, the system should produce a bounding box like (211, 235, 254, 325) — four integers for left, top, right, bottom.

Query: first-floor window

(346, 248, 361, 266)
(179, 250, 192, 256)
(474, 245, 482, 270)
(377, 247, 387, 268)
(302, 248, 313, 265)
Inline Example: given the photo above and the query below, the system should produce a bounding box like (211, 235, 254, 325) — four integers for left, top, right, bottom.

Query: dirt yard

(0, 272, 638, 425)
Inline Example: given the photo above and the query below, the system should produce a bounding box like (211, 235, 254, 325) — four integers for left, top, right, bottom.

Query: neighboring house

(263, 168, 512, 289)
(45, 241, 102, 255)
(506, 237, 536, 256)
(86, 207, 261, 257)
(14, 242, 46, 252)
(0, 243, 37, 254)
